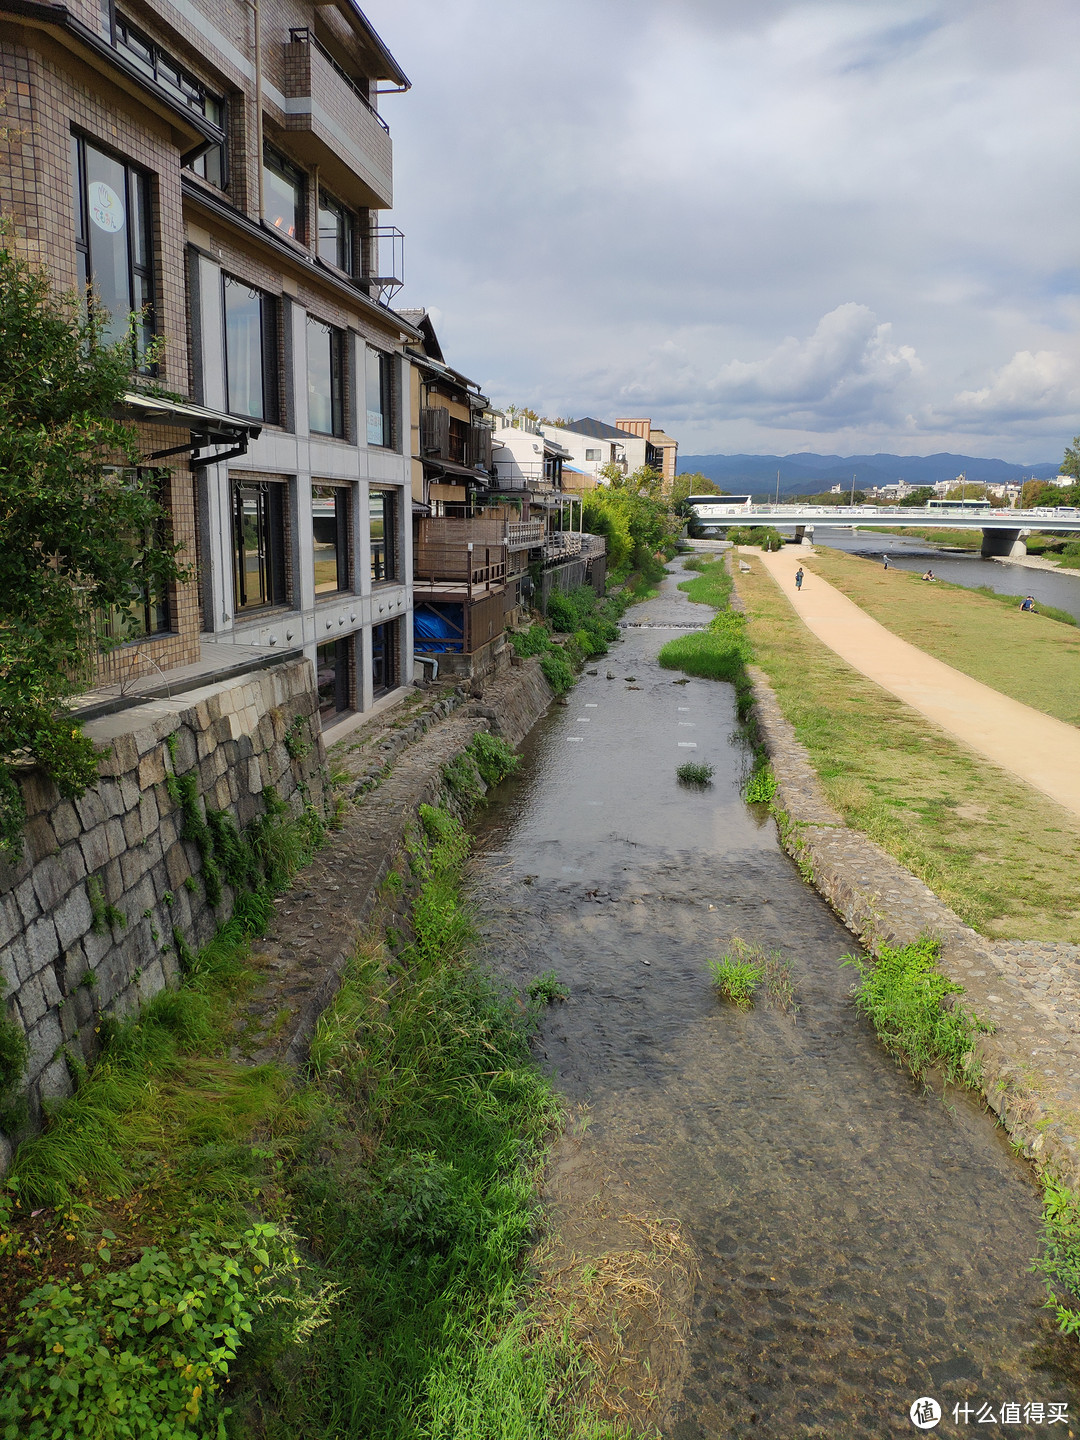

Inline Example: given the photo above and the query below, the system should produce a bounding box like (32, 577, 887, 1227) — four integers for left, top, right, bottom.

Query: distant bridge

(687, 502, 1080, 557)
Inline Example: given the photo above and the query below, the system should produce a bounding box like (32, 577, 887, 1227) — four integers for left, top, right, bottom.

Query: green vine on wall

(86, 875, 126, 935)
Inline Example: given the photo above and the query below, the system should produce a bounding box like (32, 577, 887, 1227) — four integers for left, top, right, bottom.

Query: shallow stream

(471, 563, 1077, 1438)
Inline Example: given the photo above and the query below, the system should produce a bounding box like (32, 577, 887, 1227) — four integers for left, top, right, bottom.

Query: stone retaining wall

(0, 658, 326, 1160)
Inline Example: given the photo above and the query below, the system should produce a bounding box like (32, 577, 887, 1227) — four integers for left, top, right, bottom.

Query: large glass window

(371, 620, 397, 696)
(366, 347, 393, 447)
(224, 276, 278, 422)
(72, 133, 155, 356)
(263, 144, 305, 240)
(312, 484, 349, 594)
(307, 318, 345, 437)
(232, 481, 286, 611)
(317, 191, 354, 274)
(317, 638, 351, 717)
(100, 470, 171, 642)
(369, 489, 397, 583)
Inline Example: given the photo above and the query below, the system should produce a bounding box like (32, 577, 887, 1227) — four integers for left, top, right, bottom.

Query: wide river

(817, 529, 1080, 623)
(471, 562, 1077, 1438)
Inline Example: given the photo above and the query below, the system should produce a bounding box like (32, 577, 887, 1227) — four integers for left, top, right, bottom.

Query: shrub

(466, 732, 520, 788)
(509, 624, 551, 658)
(0, 1225, 295, 1438)
(709, 941, 766, 1009)
(539, 647, 575, 695)
(843, 936, 985, 1086)
(676, 762, 714, 785)
(728, 525, 784, 551)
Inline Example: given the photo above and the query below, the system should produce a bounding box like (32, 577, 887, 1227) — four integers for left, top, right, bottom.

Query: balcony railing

(283, 29, 392, 209)
(288, 30, 388, 130)
(414, 539, 507, 595)
(543, 533, 583, 562)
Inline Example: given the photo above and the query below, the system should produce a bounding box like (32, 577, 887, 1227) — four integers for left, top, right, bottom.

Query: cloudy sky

(363, 0, 1079, 461)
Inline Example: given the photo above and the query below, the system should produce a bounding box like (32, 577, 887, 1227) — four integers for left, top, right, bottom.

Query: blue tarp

(414, 603, 464, 653)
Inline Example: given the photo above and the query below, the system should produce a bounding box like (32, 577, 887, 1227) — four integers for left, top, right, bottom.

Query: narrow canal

(470, 562, 1077, 1438)
(819, 530, 1080, 622)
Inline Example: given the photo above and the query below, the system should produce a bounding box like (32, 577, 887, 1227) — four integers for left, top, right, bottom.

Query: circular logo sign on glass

(88, 181, 125, 234)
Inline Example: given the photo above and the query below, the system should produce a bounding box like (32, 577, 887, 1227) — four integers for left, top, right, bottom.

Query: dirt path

(755, 544, 1080, 820)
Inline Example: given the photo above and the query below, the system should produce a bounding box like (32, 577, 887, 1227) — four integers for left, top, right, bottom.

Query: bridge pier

(980, 528, 1025, 558)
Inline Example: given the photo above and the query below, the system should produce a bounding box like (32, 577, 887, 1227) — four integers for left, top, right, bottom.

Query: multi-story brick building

(1, 0, 415, 726)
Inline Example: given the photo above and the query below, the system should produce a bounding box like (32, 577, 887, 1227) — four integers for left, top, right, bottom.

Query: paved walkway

(756, 544, 1080, 821)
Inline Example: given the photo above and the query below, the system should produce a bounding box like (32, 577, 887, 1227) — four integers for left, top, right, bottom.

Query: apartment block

(1, 0, 415, 724)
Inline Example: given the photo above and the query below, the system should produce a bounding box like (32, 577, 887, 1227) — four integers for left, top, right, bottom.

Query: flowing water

(817, 531, 1080, 622)
(471, 563, 1078, 1438)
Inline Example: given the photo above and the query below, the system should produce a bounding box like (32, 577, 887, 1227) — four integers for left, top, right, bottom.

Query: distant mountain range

(677, 452, 1062, 498)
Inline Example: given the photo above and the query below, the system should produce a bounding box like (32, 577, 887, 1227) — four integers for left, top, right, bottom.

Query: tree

(1061, 437, 1080, 485)
(0, 241, 189, 856)
(670, 473, 720, 514)
(898, 486, 935, 507)
(946, 482, 989, 501)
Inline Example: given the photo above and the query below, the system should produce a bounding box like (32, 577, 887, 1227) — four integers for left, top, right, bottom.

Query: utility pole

(849, 471, 857, 508)
(775, 468, 780, 506)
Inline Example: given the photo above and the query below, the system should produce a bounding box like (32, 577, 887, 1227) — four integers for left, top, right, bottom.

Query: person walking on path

(795, 567, 804, 591)
(883, 554, 890, 570)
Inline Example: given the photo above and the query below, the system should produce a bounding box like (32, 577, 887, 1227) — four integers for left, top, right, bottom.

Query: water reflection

(471, 563, 1077, 1437)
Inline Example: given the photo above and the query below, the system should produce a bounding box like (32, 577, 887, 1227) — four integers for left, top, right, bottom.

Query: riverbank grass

(735, 555, 1080, 940)
(0, 797, 626, 1440)
(806, 546, 1080, 725)
(843, 937, 985, 1088)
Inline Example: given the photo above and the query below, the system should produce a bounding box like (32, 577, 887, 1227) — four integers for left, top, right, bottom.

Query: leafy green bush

(0, 1225, 294, 1438)
(728, 526, 784, 551)
(1035, 1180, 1080, 1336)
(843, 937, 985, 1086)
(539, 647, 576, 695)
(709, 942, 765, 1009)
(466, 732, 520, 788)
(509, 624, 551, 658)
(745, 764, 777, 804)
(676, 762, 714, 785)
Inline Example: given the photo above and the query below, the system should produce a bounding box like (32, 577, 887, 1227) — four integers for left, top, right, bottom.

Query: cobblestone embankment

(238, 660, 553, 1068)
(733, 600, 1080, 1189)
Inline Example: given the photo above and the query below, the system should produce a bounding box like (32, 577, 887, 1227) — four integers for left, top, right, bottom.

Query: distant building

(615, 419, 679, 488)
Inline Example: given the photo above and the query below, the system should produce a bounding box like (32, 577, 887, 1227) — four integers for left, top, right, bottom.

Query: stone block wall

(0, 659, 326, 1161)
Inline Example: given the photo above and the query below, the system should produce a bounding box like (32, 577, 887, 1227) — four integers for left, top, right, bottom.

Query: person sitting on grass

(1020, 595, 1035, 612)
(921, 569, 936, 581)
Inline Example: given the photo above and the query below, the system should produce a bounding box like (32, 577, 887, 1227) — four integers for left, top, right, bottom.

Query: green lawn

(735, 556, 1080, 942)
(806, 547, 1080, 727)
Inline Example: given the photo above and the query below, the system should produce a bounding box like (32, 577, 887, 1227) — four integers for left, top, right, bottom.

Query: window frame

(311, 483, 351, 596)
(72, 131, 156, 363)
(232, 479, 287, 613)
(99, 467, 173, 644)
(371, 619, 398, 696)
(263, 143, 306, 243)
(369, 487, 398, 585)
(222, 274, 279, 424)
(317, 190, 355, 275)
(365, 347, 394, 449)
(307, 317, 346, 438)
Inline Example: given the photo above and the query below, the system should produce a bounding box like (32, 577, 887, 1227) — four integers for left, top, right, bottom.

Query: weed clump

(709, 940, 766, 1010)
(527, 970, 569, 1006)
(658, 610, 749, 682)
(676, 762, 714, 786)
(844, 936, 985, 1087)
(745, 764, 778, 804)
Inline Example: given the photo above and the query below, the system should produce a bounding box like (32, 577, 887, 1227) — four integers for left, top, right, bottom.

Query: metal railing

(288, 29, 390, 132)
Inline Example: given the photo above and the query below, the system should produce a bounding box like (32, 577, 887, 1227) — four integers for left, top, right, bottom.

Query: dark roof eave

(316, 0, 411, 88)
(182, 178, 421, 340)
(1, 0, 223, 149)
